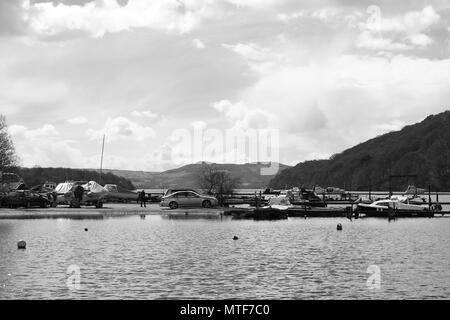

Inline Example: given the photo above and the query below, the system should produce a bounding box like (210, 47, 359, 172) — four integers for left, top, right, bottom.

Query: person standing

(73, 185, 84, 208)
(140, 190, 147, 208)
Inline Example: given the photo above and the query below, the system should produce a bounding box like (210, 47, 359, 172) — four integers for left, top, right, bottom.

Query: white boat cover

(82, 181, 107, 194)
(268, 195, 292, 206)
(104, 184, 118, 193)
(55, 181, 107, 195)
(390, 195, 409, 202)
(55, 182, 75, 194)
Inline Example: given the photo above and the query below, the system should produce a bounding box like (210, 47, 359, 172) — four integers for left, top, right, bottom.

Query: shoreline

(0, 203, 225, 219)
(1, 202, 449, 220)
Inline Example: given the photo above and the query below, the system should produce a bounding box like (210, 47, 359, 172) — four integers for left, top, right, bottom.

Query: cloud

(357, 6, 440, 51)
(365, 6, 440, 34)
(2, 0, 450, 170)
(9, 123, 59, 139)
(131, 110, 158, 119)
(230, 53, 450, 162)
(67, 116, 88, 124)
(373, 120, 406, 132)
(211, 99, 274, 130)
(406, 33, 433, 47)
(20, 0, 290, 40)
(192, 38, 205, 49)
(87, 116, 155, 141)
(17, 138, 88, 168)
(7, 123, 89, 167)
(0, 73, 70, 116)
(226, 0, 280, 9)
(222, 42, 285, 73)
(26, 0, 215, 38)
(0, 0, 29, 36)
(8, 124, 27, 136)
(356, 30, 412, 51)
(190, 120, 206, 129)
(278, 7, 349, 23)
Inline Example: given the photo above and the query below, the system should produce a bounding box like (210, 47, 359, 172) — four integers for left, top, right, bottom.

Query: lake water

(0, 216, 449, 299)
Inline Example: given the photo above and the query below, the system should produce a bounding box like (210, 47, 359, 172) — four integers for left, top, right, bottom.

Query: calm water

(0, 216, 449, 299)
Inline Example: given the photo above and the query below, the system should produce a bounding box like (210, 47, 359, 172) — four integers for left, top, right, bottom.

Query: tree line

(269, 111, 450, 191)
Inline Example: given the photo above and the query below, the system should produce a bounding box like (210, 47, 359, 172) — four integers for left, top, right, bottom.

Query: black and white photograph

(1, 0, 450, 309)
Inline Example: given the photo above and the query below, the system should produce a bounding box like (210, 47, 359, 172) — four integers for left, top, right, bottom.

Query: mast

(99, 134, 105, 184)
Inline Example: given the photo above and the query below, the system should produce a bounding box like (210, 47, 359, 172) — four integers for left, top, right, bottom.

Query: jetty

(225, 200, 450, 219)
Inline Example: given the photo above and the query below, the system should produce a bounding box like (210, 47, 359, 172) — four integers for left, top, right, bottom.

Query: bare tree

(197, 162, 218, 194)
(197, 163, 240, 202)
(0, 115, 19, 170)
(214, 170, 240, 195)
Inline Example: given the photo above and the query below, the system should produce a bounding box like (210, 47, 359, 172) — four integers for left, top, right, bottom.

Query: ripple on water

(0, 216, 449, 299)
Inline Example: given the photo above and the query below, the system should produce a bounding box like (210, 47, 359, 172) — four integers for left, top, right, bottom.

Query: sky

(1, 0, 450, 172)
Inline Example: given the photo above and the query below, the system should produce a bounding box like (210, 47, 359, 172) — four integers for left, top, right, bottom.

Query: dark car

(160, 190, 218, 209)
(4, 190, 52, 208)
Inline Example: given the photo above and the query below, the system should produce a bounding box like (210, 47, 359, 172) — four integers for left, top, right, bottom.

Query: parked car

(3, 190, 52, 208)
(160, 190, 218, 209)
(163, 189, 199, 197)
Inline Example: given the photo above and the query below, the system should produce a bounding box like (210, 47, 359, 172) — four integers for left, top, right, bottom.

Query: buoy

(84, 228, 88, 232)
(233, 236, 239, 240)
(17, 240, 26, 249)
(337, 223, 343, 231)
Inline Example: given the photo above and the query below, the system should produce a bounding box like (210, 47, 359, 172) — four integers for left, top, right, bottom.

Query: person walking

(140, 190, 147, 208)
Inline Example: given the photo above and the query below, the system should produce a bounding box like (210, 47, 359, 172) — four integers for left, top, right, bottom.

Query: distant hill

(12, 167, 135, 190)
(102, 163, 291, 189)
(269, 111, 450, 191)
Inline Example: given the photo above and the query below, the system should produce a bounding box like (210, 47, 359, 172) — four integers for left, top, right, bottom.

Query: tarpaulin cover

(268, 195, 291, 206)
(82, 181, 107, 194)
(104, 184, 135, 194)
(104, 184, 118, 193)
(55, 182, 75, 194)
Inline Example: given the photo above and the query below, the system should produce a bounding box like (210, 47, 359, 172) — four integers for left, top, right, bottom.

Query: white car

(160, 190, 218, 209)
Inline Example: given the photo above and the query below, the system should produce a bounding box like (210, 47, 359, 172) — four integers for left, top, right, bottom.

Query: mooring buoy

(17, 240, 26, 249)
(233, 235, 239, 240)
(84, 228, 88, 232)
(337, 223, 343, 231)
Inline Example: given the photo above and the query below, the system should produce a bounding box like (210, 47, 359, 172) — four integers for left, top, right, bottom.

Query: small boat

(286, 187, 327, 207)
(356, 196, 429, 217)
(228, 196, 290, 220)
(252, 195, 290, 220)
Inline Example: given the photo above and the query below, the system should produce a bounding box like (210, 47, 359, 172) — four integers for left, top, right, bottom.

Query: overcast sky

(1, 0, 450, 172)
